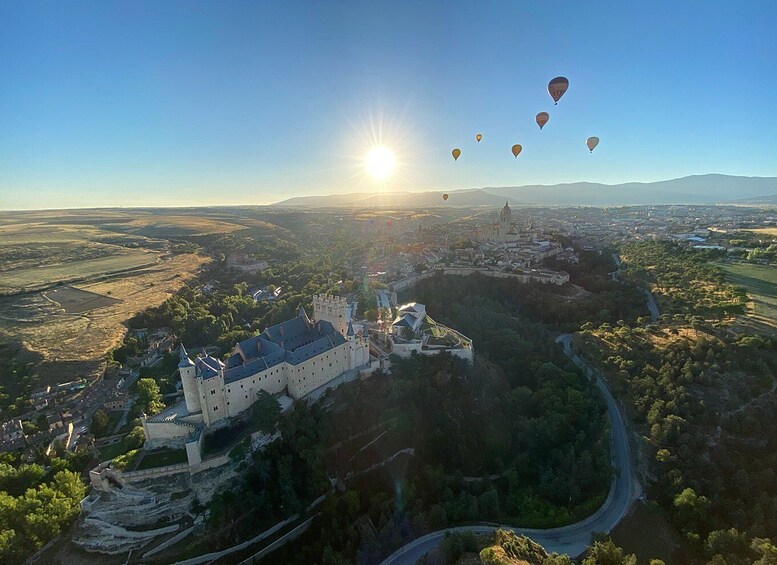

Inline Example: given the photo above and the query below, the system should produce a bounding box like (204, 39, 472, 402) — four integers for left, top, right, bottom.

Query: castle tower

(178, 344, 201, 414)
(313, 294, 349, 336)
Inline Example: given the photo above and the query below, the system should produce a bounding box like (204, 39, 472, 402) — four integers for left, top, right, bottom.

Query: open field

(43, 286, 122, 314)
(0, 250, 158, 295)
(108, 215, 247, 238)
(743, 227, 777, 237)
(0, 252, 208, 384)
(0, 213, 211, 384)
(717, 261, 777, 332)
(0, 208, 295, 385)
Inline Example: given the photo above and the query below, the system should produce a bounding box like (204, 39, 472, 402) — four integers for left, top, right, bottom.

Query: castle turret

(178, 344, 201, 414)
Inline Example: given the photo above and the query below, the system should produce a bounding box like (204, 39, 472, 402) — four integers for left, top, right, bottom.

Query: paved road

(644, 290, 660, 322)
(380, 335, 640, 564)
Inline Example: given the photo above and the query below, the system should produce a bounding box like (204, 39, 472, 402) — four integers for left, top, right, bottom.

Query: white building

(391, 303, 426, 337)
(388, 302, 473, 362)
(142, 295, 371, 455)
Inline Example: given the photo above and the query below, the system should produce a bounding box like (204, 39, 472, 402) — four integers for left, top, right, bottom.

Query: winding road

(380, 334, 640, 564)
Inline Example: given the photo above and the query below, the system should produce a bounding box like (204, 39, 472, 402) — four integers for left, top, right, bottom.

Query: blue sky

(1, 1, 776, 209)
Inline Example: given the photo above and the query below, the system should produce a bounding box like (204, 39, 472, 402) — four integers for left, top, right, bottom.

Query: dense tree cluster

(0, 457, 86, 563)
(620, 241, 746, 318)
(580, 243, 777, 563)
(128, 261, 349, 350)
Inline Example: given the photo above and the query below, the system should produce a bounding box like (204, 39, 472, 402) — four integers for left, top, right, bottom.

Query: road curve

(380, 334, 640, 564)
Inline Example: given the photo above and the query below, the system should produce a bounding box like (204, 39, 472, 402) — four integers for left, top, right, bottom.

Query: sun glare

(365, 146, 396, 181)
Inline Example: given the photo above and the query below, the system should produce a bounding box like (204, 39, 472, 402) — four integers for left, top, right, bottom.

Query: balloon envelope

(511, 144, 522, 158)
(476, 133, 482, 143)
(548, 77, 569, 104)
(586, 136, 599, 152)
(536, 112, 550, 130)
(442, 193, 449, 201)
(452, 148, 461, 161)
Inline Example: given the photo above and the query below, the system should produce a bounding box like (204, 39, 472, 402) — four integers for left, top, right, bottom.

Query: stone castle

(142, 295, 371, 450)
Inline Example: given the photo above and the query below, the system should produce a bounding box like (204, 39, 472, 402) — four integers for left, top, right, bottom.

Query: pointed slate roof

(346, 321, 355, 336)
(179, 343, 194, 368)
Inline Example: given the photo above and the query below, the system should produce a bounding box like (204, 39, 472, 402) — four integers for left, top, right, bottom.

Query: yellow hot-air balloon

(476, 133, 482, 143)
(536, 112, 549, 130)
(586, 136, 599, 153)
(452, 148, 461, 161)
(548, 76, 569, 104)
(442, 193, 449, 201)
(511, 144, 522, 158)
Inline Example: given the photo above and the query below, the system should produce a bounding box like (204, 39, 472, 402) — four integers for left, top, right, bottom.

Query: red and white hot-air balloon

(586, 136, 599, 153)
(547, 77, 569, 104)
(536, 112, 549, 130)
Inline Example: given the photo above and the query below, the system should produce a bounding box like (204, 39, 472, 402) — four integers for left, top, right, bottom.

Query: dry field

(717, 261, 777, 335)
(108, 214, 246, 238)
(743, 227, 777, 237)
(0, 211, 223, 384)
(0, 253, 209, 384)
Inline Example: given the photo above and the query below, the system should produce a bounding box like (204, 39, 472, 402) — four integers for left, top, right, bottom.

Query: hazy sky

(2, 1, 776, 209)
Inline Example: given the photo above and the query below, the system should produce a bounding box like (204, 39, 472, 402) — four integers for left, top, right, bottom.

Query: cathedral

(479, 202, 521, 242)
(142, 295, 371, 448)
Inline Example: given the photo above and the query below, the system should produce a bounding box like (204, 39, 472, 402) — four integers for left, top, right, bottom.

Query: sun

(365, 146, 396, 181)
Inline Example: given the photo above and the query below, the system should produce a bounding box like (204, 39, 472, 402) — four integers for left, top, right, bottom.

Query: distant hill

(272, 188, 519, 208)
(270, 174, 777, 207)
(483, 175, 777, 206)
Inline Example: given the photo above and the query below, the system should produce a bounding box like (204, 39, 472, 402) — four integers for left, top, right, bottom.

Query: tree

(582, 539, 637, 565)
(126, 426, 146, 450)
(251, 391, 281, 433)
(135, 378, 164, 415)
(365, 309, 379, 322)
(90, 409, 110, 437)
(673, 487, 710, 533)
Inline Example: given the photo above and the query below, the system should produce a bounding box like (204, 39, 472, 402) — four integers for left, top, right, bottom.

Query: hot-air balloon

(442, 193, 449, 201)
(548, 77, 569, 105)
(586, 136, 599, 153)
(452, 148, 461, 161)
(476, 133, 482, 143)
(536, 112, 549, 130)
(511, 144, 523, 158)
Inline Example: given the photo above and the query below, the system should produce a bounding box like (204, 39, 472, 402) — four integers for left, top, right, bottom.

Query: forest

(579, 240, 777, 564)
(236, 270, 619, 564)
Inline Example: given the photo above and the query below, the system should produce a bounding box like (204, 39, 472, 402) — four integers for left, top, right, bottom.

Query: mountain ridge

(270, 174, 777, 207)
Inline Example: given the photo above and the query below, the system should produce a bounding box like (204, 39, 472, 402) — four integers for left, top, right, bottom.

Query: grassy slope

(717, 262, 777, 330)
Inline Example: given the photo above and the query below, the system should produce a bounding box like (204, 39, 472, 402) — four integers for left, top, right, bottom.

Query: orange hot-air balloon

(547, 77, 569, 105)
(536, 112, 549, 130)
(452, 148, 461, 161)
(476, 133, 482, 143)
(442, 193, 449, 201)
(511, 144, 522, 158)
(586, 136, 599, 153)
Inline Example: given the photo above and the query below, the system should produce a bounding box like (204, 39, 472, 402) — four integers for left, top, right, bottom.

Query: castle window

(227, 401, 230, 405)
(210, 389, 215, 395)
(214, 406, 218, 411)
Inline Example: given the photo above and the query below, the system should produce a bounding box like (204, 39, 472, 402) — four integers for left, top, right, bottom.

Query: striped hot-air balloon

(548, 77, 569, 104)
